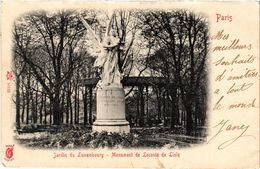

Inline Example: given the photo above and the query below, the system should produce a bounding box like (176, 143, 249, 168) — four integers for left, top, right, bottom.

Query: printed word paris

(216, 13, 232, 22)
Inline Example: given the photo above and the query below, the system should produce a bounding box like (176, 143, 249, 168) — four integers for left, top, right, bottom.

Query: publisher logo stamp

(6, 71, 13, 81)
(6, 71, 13, 93)
(4, 145, 14, 161)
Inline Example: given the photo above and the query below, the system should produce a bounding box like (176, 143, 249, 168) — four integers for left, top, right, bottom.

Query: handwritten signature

(207, 119, 255, 150)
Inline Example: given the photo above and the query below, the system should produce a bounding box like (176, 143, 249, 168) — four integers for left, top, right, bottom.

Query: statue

(79, 12, 130, 133)
(79, 13, 122, 88)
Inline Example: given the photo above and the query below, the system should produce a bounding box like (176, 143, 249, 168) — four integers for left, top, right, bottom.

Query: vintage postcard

(0, 1, 259, 168)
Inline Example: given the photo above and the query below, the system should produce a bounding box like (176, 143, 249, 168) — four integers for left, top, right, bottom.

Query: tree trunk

(44, 94, 47, 124)
(186, 103, 193, 135)
(77, 86, 80, 124)
(139, 86, 144, 127)
(16, 76, 21, 129)
(25, 77, 30, 124)
(31, 91, 35, 123)
(26, 90, 30, 124)
(74, 86, 77, 124)
(146, 86, 149, 126)
(35, 84, 39, 124)
(83, 86, 88, 125)
(39, 91, 44, 124)
(136, 89, 139, 126)
(61, 90, 65, 124)
(66, 85, 69, 124)
(89, 87, 93, 125)
(170, 101, 175, 129)
(69, 94, 73, 124)
(50, 99, 53, 125)
(68, 85, 73, 124)
(21, 84, 25, 123)
(170, 86, 177, 129)
(162, 91, 166, 127)
(52, 89, 61, 125)
(156, 87, 162, 121)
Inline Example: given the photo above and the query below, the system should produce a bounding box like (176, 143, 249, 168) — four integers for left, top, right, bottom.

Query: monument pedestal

(93, 86, 130, 133)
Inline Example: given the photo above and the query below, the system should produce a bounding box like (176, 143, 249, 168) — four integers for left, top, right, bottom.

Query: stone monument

(80, 13, 130, 133)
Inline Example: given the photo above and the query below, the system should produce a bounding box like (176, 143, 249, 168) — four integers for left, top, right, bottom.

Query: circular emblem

(5, 147, 13, 159)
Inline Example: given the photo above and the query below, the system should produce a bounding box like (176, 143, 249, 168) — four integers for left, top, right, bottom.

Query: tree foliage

(13, 9, 208, 135)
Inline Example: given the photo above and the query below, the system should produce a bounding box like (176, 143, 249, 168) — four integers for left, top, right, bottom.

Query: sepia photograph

(13, 9, 209, 149)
